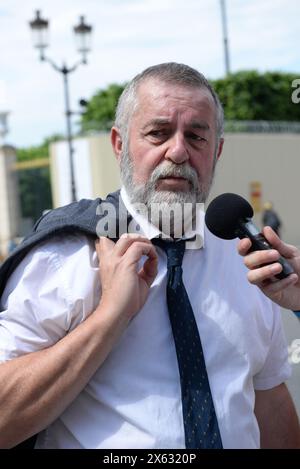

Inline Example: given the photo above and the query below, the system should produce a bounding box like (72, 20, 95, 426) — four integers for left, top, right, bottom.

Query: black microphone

(205, 193, 294, 280)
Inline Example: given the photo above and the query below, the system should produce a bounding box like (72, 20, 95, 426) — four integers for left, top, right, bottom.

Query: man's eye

(148, 130, 166, 137)
(188, 133, 206, 141)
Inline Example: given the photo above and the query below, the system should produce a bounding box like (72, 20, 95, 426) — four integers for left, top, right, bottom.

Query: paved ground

(281, 309, 300, 417)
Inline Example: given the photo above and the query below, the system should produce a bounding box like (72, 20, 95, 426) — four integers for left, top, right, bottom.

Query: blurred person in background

(262, 201, 281, 236)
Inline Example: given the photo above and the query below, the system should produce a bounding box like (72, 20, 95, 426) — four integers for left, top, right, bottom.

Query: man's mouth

(157, 176, 190, 189)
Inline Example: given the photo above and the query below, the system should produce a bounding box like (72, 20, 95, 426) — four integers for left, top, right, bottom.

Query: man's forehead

(138, 78, 208, 97)
(133, 79, 216, 126)
(141, 117, 210, 131)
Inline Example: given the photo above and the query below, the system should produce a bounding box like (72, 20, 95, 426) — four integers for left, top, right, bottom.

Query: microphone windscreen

(205, 193, 254, 240)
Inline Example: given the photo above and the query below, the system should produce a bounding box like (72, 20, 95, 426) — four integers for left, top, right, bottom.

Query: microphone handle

(242, 232, 294, 280)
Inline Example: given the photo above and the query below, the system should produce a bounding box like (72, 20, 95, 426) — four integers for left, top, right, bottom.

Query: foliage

(212, 70, 300, 121)
(80, 83, 125, 132)
(16, 134, 62, 162)
(79, 72, 300, 131)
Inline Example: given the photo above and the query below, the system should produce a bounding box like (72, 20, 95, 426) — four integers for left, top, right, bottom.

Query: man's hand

(238, 226, 300, 310)
(96, 234, 158, 321)
(0, 234, 158, 448)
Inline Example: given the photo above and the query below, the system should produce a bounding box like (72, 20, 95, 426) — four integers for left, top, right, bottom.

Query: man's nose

(165, 133, 189, 164)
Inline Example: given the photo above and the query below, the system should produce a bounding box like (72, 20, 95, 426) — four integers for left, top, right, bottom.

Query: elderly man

(0, 63, 299, 449)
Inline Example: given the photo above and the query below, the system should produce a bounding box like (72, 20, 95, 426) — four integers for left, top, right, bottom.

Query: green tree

(80, 83, 125, 132)
(80, 72, 300, 132)
(212, 70, 300, 121)
(17, 134, 62, 162)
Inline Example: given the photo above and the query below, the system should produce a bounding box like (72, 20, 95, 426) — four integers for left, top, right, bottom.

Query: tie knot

(153, 238, 186, 268)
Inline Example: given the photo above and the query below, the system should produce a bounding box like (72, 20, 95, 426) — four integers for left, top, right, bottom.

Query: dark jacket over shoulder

(0, 189, 133, 449)
(0, 190, 131, 305)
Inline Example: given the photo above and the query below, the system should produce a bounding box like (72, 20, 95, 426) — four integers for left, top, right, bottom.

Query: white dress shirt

(0, 188, 291, 449)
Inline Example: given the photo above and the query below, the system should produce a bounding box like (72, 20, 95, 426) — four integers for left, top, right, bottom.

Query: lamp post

(0, 111, 9, 146)
(29, 10, 92, 202)
(219, 0, 231, 76)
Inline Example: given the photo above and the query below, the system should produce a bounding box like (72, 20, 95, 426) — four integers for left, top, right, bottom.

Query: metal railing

(77, 120, 300, 136)
(224, 120, 300, 133)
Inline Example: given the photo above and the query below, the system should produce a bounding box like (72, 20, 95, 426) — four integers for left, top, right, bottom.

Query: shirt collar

(120, 187, 204, 250)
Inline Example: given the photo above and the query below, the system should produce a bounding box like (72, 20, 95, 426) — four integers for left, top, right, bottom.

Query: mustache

(149, 162, 199, 187)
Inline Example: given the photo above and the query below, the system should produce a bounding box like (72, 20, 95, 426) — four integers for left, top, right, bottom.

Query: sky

(0, 0, 299, 148)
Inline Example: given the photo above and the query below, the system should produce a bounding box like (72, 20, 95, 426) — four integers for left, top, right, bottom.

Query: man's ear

(111, 126, 123, 162)
(216, 137, 224, 161)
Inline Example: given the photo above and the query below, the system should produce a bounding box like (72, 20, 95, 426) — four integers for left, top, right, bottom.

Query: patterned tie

(153, 238, 223, 449)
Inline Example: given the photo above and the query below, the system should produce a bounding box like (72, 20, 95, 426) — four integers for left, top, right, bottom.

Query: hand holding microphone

(205, 193, 294, 279)
(205, 193, 300, 311)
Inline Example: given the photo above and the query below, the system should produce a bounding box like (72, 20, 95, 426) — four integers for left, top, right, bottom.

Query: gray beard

(119, 141, 216, 237)
(120, 144, 215, 207)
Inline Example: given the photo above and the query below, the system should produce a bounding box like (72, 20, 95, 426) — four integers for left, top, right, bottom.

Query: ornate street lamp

(29, 10, 93, 202)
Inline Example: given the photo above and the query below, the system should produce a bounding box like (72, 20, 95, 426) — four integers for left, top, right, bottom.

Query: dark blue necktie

(154, 238, 223, 449)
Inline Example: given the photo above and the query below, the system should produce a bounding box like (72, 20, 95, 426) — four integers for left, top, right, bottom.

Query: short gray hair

(115, 62, 224, 141)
